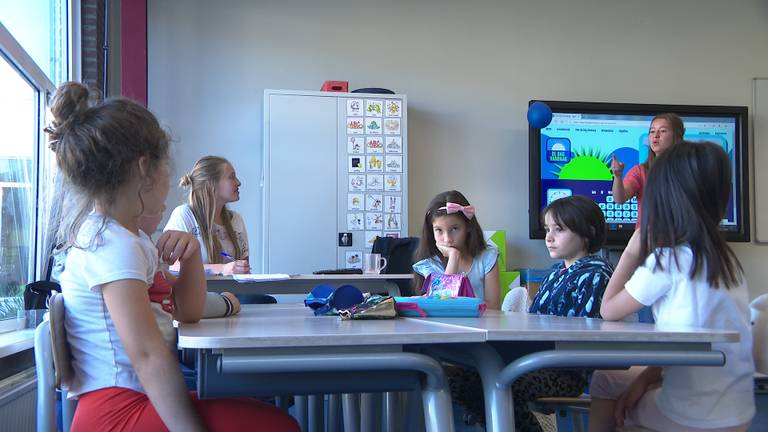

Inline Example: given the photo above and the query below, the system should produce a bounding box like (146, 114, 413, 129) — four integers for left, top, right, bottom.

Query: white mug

(363, 253, 388, 274)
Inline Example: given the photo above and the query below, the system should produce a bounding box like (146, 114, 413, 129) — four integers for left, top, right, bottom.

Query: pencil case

(393, 296, 486, 318)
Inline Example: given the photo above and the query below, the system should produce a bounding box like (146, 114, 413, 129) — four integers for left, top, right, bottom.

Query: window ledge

(0, 329, 35, 358)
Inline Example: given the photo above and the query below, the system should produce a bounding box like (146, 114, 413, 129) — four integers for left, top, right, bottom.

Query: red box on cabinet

(320, 80, 348, 92)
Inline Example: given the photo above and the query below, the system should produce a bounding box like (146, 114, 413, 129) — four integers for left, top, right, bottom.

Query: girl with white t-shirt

(164, 156, 250, 275)
(591, 141, 755, 432)
(50, 82, 297, 431)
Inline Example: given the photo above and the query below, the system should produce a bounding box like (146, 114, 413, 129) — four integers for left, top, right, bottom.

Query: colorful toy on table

(421, 273, 475, 298)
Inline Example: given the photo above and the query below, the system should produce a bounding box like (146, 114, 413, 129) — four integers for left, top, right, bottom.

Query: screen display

(529, 102, 749, 244)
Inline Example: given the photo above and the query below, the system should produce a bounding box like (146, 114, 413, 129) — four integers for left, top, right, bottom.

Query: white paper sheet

(232, 274, 291, 283)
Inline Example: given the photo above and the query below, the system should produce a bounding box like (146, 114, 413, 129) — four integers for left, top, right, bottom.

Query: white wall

(147, 0, 768, 296)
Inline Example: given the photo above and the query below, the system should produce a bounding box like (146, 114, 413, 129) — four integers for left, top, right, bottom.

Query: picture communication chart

(343, 96, 407, 269)
(262, 90, 407, 274)
(539, 114, 737, 227)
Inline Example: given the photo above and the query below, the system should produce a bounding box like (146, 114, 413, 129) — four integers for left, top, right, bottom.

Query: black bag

(372, 236, 419, 296)
(23, 252, 60, 310)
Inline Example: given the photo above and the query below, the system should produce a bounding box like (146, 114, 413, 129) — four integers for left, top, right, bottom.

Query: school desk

(418, 311, 738, 432)
(176, 303, 482, 432)
(177, 305, 736, 432)
(206, 273, 412, 296)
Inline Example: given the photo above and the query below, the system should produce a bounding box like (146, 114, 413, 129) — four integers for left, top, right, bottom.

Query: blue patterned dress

(529, 254, 614, 318)
(454, 254, 615, 431)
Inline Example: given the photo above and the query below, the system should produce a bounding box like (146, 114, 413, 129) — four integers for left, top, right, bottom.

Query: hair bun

(46, 82, 91, 151)
(179, 174, 193, 187)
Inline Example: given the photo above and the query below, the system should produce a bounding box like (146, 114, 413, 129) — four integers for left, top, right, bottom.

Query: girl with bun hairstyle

(50, 82, 297, 431)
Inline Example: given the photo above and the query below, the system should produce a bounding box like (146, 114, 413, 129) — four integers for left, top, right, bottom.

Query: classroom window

(0, 1, 70, 333)
(0, 1, 69, 85)
(0, 55, 35, 326)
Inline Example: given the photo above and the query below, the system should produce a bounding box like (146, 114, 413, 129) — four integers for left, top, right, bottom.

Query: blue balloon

(527, 101, 553, 129)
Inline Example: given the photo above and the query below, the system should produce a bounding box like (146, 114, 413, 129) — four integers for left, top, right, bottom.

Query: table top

(177, 303, 486, 349)
(422, 310, 740, 343)
(178, 304, 739, 349)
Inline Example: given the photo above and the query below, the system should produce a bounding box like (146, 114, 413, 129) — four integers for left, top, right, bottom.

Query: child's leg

(588, 399, 617, 432)
(512, 369, 586, 432)
(445, 365, 486, 424)
(588, 366, 645, 432)
(626, 389, 750, 432)
(190, 393, 299, 432)
(72, 387, 298, 432)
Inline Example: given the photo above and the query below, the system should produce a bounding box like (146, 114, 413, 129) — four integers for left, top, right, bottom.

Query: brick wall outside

(81, 0, 104, 97)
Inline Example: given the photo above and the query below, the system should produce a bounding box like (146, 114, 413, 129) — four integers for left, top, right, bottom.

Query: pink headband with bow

(439, 202, 475, 220)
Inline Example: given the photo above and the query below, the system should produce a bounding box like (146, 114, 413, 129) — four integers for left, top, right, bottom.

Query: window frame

(0, 0, 78, 334)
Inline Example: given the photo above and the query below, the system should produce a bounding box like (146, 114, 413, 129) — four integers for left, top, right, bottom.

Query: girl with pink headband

(412, 190, 500, 309)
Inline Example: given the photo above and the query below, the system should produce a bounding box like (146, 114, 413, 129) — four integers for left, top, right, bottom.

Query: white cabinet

(262, 90, 408, 274)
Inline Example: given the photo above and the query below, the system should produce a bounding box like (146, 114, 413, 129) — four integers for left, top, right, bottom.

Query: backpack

(371, 237, 419, 296)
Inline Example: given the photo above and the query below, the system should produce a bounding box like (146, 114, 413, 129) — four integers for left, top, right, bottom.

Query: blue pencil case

(393, 296, 487, 318)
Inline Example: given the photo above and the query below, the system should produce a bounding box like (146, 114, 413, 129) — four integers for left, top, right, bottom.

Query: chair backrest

(637, 306, 655, 324)
(35, 291, 76, 432)
(751, 294, 768, 374)
(49, 292, 73, 387)
(372, 236, 419, 296)
(35, 320, 56, 432)
(501, 286, 530, 312)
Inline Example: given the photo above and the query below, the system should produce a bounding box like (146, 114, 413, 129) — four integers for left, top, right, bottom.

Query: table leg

(328, 394, 343, 431)
(383, 392, 400, 432)
(295, 395, 308, 431)
(275, 395, 290, 411)
(218, 352, 453, 432)
(463, 344, 516, 432)
(360, 393, 382, 432)
(308, 394, 324, 432)
(342, 393, 360, 432)
(497, 349, 725, 387)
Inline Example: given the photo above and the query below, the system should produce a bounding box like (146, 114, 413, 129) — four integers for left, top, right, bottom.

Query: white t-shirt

(60, 214, 172, 398)
(625, 245, 755, 428)
(163, 204, 249, 264)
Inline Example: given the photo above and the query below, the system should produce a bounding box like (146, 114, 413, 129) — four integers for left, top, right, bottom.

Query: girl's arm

(201, 292, 241, 318)
(610, 156, 636, 204)
(438, 245, 463, 275)
(600, 230, 645, 320)
(484, 261, 501, 310)
(157, 230, 206, 323)
(102, 280, 206, 432)
(188, 262, 247, 276)
(614, 367, 662, 427)
(163, 270, 240, 318)
(611, 176, 637, 205)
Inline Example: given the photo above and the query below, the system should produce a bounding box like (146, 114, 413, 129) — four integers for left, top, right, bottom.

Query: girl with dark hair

(50, 82, 297, 431)
(611, 113, 685, 226)
(591, 141, 754, 431)
(412, 190, 500, 309)
(530, 194, 613, 317)
(463, 195, 614, 431)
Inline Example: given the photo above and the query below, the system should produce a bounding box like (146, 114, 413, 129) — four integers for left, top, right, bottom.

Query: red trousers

(71, 387, 299, 432)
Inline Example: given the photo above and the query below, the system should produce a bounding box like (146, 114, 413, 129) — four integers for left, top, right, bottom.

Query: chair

(34, 291, 76, 432)
(501, 286, 530, 312)
(751, 293, 768, 374)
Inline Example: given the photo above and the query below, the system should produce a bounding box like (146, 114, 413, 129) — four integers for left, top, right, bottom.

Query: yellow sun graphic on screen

(552, 147, 613, 181)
